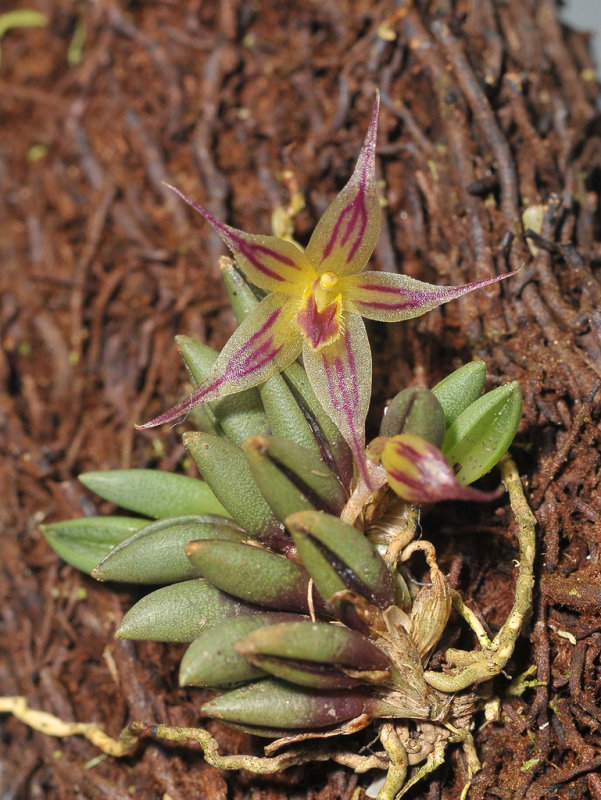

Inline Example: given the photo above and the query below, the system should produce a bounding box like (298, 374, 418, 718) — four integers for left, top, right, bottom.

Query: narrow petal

(138, 294, 302, 429)
(342, 268, 519, 322)
(305, 96, 381, 277)
(165, 184, 315, 294)
(381, 434, 502, 504)
(302, 313, 372, 486)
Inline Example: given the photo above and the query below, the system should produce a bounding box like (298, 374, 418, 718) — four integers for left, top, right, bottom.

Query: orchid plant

(138, 94, 514, 485)
(0, 94, 535, 800)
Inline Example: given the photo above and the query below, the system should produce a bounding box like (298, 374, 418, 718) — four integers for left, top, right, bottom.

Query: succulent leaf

(79, 469, 229, 519)
(92, 515, 247, 584)
(201, 678, 372, 729)
(236, 620, 390, 689)
(244, 436, 316, 522)
(442, 381, 522, 484)
(176, 335, 270, 445)
(185, 539, 322, 614)
(432, 361, 487, 428)
(286, 510, 395, 618)
(380, 386, 445, 446)
(41, 516, 147, 575)
(245, 434, 347, 520)
(259, 373, 323, 457)
(180, 612, 305, 688)
(183, 432, 286, 548)
(116, 578, 262, 643)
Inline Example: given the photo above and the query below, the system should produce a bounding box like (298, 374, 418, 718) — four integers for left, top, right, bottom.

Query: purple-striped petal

(305, 96, 381, 277)
(165, 184, 314, 294)
(138, 294, 302, 429)
(302, 313, 372, 486)
(342, 268, 519, 322)
(381, 433, 502, 504)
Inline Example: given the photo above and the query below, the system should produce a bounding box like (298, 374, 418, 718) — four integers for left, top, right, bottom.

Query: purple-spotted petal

(302, 313, 372, 486)
(138, 294, 302, 429)
(305, 96, 381, 277)
(165, 184, 314, 295)
(381, 434, 502, 504)
(342, 268, 519, 322)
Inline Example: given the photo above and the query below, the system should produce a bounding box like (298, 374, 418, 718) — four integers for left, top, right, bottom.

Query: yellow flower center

(296, 272, 343, 350)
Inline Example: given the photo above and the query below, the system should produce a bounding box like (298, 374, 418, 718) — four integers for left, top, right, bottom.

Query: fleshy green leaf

(286, 510, 395, 618)
(259, 372, 322, 456)
(116, 579, 261, 642)
(185, 539, 321, 614)
(179, 612, 304, 688)
(183, 432, 286, 548)
(244, 434, 346, 521)
(237, 620, 390, 689)
(79, 469, 229, 519)
(92, 515, 247, 584)
(442, 381, 523, 484)
(380, 386, 445, 446)
(201, 678, 370, 729)
(41, 516, 147, 575)
(432, 361, 487, 428)
(282, 361, 354, 488)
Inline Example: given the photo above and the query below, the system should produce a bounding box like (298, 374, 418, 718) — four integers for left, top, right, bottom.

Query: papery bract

(138, 94, 516, 486)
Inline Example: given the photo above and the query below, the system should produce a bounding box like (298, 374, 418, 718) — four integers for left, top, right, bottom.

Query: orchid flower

(138, 95, 514, 486)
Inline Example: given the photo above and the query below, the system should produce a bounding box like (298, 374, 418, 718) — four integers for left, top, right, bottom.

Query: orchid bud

(381, 434, 501, 504)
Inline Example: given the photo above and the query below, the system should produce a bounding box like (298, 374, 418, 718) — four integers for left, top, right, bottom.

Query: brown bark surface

(1, 1, 600, 798)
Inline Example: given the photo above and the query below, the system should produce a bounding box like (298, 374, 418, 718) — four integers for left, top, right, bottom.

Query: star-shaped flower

(138, 95, 514, 486)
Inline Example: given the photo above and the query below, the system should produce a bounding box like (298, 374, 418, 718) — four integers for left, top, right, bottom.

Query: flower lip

(296, 290, 342, 350)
